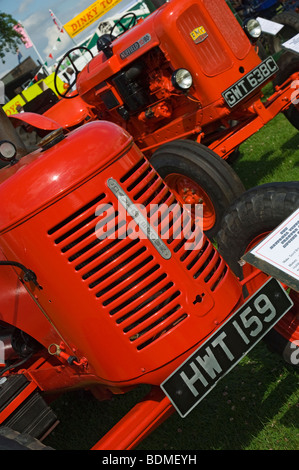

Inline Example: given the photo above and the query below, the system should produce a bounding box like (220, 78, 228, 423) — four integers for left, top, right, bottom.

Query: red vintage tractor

(9, 0, 299, 240)
(0, 117, 297, 450)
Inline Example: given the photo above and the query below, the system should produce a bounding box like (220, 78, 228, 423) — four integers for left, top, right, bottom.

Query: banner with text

(64, 0, 122, 38)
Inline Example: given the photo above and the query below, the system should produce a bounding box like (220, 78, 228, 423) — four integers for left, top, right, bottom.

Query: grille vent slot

(48, 158, 227, 350)
(48, 164, 186, 350)
(121, 158, 228, 292)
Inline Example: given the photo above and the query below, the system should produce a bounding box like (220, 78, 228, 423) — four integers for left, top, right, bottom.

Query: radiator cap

(39, 127, 65, 151)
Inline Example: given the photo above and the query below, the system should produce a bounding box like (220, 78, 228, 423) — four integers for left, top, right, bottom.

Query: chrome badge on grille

(107, 178, 172, 260)
(190, 26, 208, 44)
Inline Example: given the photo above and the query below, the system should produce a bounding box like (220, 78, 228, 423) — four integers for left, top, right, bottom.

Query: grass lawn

(45, 342, 298, 451)
(44, 110, 299, 452)
(232, 89, 299, 188)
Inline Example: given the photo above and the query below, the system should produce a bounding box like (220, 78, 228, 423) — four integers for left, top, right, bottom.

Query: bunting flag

(13, 23, 33, 48)
(42, 35, 63, 65)
(49, 9, 64, 33)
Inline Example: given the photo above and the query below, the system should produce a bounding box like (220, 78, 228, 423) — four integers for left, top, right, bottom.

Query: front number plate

(222, 56, 278, 108)
(161, 278, 293, 418)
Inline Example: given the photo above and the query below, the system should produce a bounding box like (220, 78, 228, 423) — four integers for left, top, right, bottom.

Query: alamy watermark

(290, 340, 299, 365)
(0, 80, 4, 105)
(291, 79, 299, 105)
(95, 200, 204, 252)
(0, 340, 4, 366)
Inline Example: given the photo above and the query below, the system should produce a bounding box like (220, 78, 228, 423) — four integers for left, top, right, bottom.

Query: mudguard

(43, 94, 97, 129)
(8, 94, 97, 132)
(0, 248, 61, 348)
(8, 112, 61, 131)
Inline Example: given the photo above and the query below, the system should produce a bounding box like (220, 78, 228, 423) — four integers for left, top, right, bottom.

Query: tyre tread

(215, 182, 299, 365)
(150, 140, 245, 237)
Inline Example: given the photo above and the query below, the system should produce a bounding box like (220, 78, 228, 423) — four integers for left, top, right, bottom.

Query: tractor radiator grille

(120, 157, 228, 294)
(48, 158, 227, 350)
(204, 0, 251, 60)
(177, 3, 232, 76)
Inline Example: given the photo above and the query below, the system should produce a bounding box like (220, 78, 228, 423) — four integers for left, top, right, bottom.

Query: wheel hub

(164, 174, 216, 231)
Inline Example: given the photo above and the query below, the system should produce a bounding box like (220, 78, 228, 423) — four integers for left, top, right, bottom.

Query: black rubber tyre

(273, 50, 299, 130)
(150, 140, 245, 239)
(0, 427, 53, 450)
(268, 11, 299, 55)
(256, 38, 268, 60)
(216, 182, 299, 366)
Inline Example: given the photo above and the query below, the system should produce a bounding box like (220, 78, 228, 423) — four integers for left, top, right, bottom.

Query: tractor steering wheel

(54, 46, 94, 99)
(110, 13, 137, 40)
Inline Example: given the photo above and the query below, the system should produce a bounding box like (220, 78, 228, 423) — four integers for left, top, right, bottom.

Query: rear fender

(0, 250, 61, 348)
(43, 94, 97, 129)
(8, 112, 61, 131)
(8, 96, 97, 132)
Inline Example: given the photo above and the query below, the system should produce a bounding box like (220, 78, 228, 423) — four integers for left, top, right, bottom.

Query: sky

(0, 0, 137, 78)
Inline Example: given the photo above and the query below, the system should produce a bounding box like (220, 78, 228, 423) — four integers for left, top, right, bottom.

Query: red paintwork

(17, 0, 298, 163)
(1, 0, 298, 450)
(0, 248, 60, 348)
(8, 112, 61, 131)
(0, 122, 132, 231)
(0, 120, 246, 448)
(0, 120, 243, 385)
(73, 0, 298, 159)
(8, 94, 98, 132)
(0, 117, 297, 449)
(164, 174, 216, 231)
(77, 1, 257, 106)
(76, 0, 262, 156)
(43, 93, 98, 129)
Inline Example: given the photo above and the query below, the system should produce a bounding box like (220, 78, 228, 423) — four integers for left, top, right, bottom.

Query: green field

(44, 108, 299, 451)
(232, 111, 299, 189)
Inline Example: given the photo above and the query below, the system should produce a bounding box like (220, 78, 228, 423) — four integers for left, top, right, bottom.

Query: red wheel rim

(243, 233, 299, 343)
(164, 174, 216, 231)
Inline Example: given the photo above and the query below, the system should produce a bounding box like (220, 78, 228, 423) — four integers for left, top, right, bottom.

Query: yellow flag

(64, 0, 122, 38)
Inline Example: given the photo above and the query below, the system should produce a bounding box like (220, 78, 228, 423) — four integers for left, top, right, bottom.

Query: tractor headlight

(172, 69, 193, 91)
(245, 19, 262, 40)
(0, 141, 17, 163)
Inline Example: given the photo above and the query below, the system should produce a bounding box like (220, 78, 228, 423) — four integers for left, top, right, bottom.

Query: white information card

(282, 33, 299, 54)
(243, 209, 299, 292)
(257, 17, 284, 36)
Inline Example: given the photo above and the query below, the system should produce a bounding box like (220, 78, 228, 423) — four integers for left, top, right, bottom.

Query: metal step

(0, 375, 58, 440)
(0, 375, 28, 413)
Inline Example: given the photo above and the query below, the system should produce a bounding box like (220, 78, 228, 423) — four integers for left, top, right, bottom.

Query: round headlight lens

(245, 19, 262, 39)
(172, 69, 193, 90)
(0, 141, 17, 162)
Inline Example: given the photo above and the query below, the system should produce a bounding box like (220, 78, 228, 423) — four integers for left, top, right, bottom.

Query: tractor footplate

(0, 374, 58, 441)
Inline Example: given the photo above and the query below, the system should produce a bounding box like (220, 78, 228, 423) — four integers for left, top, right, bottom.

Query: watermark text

(95, 201, 204, 251)
(0, 80, 4, 105)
